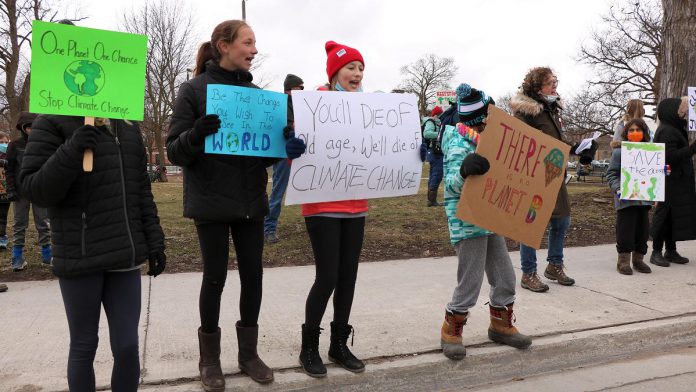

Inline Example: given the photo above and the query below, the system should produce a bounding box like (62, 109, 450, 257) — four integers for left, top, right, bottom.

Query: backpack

(432, 103, 458, 156)
(421, 118, 443, 156)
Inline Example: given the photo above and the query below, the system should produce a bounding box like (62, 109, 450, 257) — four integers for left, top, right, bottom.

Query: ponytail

(194, 42, 215, 77)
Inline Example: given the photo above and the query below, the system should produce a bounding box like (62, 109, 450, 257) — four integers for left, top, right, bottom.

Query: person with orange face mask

(606, 119, 655, 275)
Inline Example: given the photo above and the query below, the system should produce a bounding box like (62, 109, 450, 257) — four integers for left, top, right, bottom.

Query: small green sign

(29, 20, 147, 120)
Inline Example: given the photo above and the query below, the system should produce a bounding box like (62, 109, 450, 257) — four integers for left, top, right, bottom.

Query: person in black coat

(649, 97, 696, 267)
(166, 19, 305, 390)
(19, 115, 166, 391)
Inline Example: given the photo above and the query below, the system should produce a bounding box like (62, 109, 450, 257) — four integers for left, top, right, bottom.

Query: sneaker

(264, 232, 279, 244)
(664, 250, 689, 264)
(521, 272, 549, 292)
(0, 235, 8, 250)
(40, 244, 52, 265)
(544, 263, 575, 286)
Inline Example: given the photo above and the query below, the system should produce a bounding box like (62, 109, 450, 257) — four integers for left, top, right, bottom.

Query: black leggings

(59, 269, 141, 392)
(196, 220, 264, 333)
(304, 216, 365, 328)
(652, 207, 676, 252)
(616, 206, 650, 254)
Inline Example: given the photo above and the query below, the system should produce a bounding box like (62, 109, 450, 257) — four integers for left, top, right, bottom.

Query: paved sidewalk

(2, 242, 696, 391)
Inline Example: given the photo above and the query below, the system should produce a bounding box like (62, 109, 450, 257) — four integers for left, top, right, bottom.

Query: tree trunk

(658, 0, 696, 101)
(154, 128, 168, 182)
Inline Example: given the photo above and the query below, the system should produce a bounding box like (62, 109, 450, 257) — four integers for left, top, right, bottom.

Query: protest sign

(456, 106, 569, 249)
(29, 20, 147, 120)
(689, 87, 696, 131)
(285, 91, 422, 205)
(435, 90, 456, 108)
(204, 85, 288, 158)
(620, 142, 665, 201)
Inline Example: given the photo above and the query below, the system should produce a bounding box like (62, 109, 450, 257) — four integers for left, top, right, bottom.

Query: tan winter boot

(488, 303, 532, 349)
(521, 272, 549, 293)
(631, 252, 652, 273)
(440, 310, 468, 360)
(198, 327, 225, 392)
(544, 263, 575, 286)
(617, 253, 633, 275)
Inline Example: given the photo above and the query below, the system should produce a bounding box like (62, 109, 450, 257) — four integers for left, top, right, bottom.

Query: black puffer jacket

(167, 61, 277, 222)
(19, 115, 165, 277)
(651, 98, 696, 241)
(5, 133, 27, 198)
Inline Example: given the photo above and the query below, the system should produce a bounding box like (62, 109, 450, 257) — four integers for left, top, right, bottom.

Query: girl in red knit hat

(297, 40, 367, 378)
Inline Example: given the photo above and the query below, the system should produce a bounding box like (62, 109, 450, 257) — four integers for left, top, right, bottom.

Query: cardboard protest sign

(285, 91, 422, 205)
(204, 85, 288, 158)
(620, 142, 665, 201)
(689, 87, 696, 131)
(456, 106, 569, 249)
(435, 90, 456, 108)
(29, 21, 147, 120)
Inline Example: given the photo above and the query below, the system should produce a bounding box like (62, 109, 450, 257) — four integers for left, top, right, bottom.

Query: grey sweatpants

(13, 197, 50, 247)
(447, 234, 516, 314)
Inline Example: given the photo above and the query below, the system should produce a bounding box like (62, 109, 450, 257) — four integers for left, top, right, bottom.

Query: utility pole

(242, 0, 246, 20)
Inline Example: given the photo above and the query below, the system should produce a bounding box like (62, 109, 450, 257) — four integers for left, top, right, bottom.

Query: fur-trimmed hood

(610, 140, 622, 149)
(678, 96, 689, 120)
(509, 91, 564, 117)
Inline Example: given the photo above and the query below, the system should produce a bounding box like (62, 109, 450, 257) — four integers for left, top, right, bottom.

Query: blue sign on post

(204, 84, 288, 158)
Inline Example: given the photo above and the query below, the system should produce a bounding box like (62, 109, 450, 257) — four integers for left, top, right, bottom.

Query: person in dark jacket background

(649, 97, 696, 267)
(0, 131, 12, 250)
(166, 19, 304, 390)
(6, 112, 51, 270)
(19, 115, 166, 391)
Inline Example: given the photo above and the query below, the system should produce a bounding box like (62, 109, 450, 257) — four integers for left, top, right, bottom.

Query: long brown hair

(623, 99, 645, 122)
(194, 20, 249, 77)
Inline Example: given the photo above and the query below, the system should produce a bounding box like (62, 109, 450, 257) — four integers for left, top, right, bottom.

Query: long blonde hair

(623, 99, 645, 122)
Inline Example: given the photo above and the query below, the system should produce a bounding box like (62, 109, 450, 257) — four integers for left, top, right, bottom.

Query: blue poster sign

(204, 84, 288, 158)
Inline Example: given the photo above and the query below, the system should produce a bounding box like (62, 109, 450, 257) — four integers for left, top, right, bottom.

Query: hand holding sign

(191, 114, 222, 145)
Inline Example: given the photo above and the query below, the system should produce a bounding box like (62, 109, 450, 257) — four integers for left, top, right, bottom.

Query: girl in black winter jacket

(166, 20, 304, 390)
(19, 115, 166, 391)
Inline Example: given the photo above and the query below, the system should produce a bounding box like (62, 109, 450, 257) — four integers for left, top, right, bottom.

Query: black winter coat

(6, 133, 27, 198)
(651, 98, 696, 241)
(19, 116, 165, 277)
(166, 62, 277, 222)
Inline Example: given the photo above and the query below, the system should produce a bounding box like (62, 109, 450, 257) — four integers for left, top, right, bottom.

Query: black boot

(299, 324, 326, 378)
(198, 328, 225, 392)
(427, 188, 442, 207)
(649, 250, 670, 267)
(328, 322, 365, 373)
(664, 250, 689, 264)
(236, 321, 274, 384)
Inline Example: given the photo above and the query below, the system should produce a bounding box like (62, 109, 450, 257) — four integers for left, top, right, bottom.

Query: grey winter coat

(605, 141, 653, 211)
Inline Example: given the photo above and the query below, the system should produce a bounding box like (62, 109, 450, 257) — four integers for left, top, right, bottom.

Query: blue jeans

(264, 159, 290, 234)
(520, 216, 570, 274)
(427, 151, 443, 189)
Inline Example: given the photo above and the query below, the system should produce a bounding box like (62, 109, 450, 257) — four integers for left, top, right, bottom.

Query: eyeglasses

(543, 78, 559, 87)
(291, 86, 304, 90)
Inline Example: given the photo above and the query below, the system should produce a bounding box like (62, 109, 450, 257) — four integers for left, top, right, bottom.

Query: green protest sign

(29, 20, 147, 120)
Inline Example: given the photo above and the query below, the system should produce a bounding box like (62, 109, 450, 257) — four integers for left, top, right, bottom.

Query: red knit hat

(325, 41, 364, 83)
(431, 106, 443, 117)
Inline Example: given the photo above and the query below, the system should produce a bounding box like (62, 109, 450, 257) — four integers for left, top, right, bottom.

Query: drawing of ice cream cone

(543, 148, 564, 186)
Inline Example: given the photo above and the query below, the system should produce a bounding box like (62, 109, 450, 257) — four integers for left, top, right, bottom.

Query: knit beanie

(431, 106, 443, 117)
(456, 83, 495, 126)
(283, 74, 304, 92)
(15, 111, 38, 132)
(325, 41, 364, 83)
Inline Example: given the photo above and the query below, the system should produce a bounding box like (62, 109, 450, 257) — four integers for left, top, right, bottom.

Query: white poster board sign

(620, 142, 665, 201)
(285, 91, 422, 205)
(689, 87, 696, 131)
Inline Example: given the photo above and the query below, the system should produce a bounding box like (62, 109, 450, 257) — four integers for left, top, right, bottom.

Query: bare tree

(398, 54, 458, 116)
(122, 0, 197, 181)
(495, 92, 514, 115)
(0, 0, 78, 135)
(658, 0, 696, 100)
(575, 0, 662, 132)
(250, 53, 273, 89)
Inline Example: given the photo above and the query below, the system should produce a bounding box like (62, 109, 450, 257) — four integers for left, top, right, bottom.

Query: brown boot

(617, 253, 633, 275)
(632, 252, 652, 273)
(440, 310, 467, 360)
(544, 263, 575, 286)
(198, 327, 225, 392)
(521, 272, 549, 292)
(488, 303, 532, 349)
(236, 321, 274, 384)
(427, 188, 442, 207)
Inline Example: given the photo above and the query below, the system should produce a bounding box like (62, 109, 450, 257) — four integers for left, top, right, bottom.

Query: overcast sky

(77, 0, 612, 100)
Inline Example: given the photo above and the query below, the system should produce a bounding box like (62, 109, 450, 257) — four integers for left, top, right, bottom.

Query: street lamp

(186, 68, 193, 81)
(242, 0, 247, 20)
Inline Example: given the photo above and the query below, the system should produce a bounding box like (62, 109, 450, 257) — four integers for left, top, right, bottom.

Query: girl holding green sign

(167, 20, 305, 390)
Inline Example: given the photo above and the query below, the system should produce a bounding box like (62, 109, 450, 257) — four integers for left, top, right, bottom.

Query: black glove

(70, 125, 99, 153)
(459, 153, 490, 178)
(283, 125, 294, 139)
(285, 131, 306, 160)
(147, 250, 166, 277)
(578, 140, 598, 165)
(689, 141, 696, 155)
(6, 191, 17, 202)
(420, 143, 427, 162)
(189, 114, 221, 145)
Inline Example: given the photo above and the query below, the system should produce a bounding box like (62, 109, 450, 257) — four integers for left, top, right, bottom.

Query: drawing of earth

(63, 60, 104, 96)
(226, 132, 240, 152)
